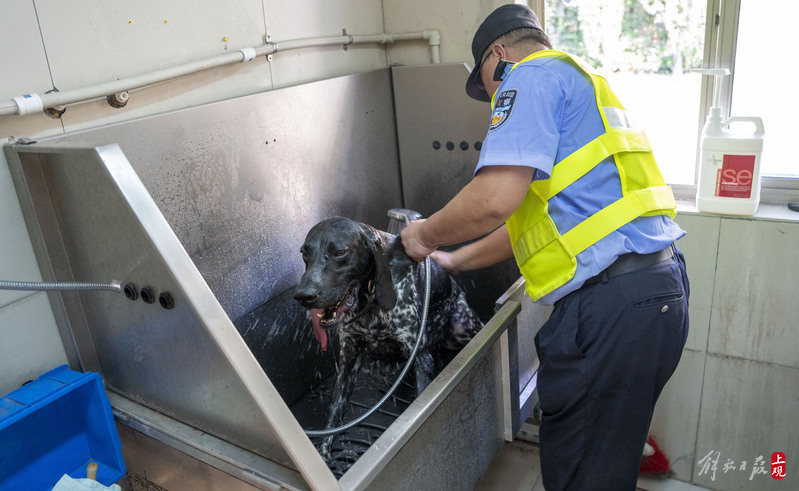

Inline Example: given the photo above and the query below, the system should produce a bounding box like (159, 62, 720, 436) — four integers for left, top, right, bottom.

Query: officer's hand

(400, 219, 437, 262)
(430, 250, 460, 274)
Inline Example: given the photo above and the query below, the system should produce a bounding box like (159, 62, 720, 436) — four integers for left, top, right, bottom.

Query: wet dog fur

(294, 216, 483, 462)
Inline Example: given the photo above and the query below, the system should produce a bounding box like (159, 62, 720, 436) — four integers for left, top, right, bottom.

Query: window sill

(676, 199, 799, 223)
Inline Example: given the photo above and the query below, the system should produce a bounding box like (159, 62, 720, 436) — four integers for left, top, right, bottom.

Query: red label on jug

(715, 154, 755, 198)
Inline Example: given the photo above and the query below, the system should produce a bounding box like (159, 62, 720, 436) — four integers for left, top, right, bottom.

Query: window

(537, 0, 799, 203)
(731, 1, 797, 179)
(544, 0, 706, 186)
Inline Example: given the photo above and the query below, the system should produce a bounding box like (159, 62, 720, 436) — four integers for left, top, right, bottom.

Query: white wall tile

(382, 0, 507, 67)
(693, 354, 798, 490)
(0, 0, 66, 394)
(0, 0, 65, 139)
(264, 0, 383, 40)
(711, 218, 799, 368)
(649, 349, 706, 483)
(56, 60, 274, 134)
(267, 44, 387, 90)
(0, 0, 53, 96)
(0, 292, 66, 396)
(673, 213, 721, 352)
(24, 0, 274, 132)
(34, 0, 268, 90)
(263, 0, 387, 89)
(0, 153, 47, 309)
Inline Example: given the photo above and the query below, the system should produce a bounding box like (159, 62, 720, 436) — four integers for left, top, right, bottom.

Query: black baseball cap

(466, 4, 543, 102)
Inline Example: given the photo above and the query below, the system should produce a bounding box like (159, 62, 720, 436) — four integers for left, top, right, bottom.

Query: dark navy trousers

(535, 247, 689, 491)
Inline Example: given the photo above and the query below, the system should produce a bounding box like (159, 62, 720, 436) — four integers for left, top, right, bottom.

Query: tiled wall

(651, 209, 799, 490)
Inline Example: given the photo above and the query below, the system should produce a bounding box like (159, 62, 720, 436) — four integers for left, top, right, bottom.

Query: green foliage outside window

(546, 0, 705, 75)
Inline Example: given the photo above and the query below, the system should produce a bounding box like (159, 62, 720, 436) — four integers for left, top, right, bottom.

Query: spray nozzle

(387, 208, 421, 235)
(692, 68, 730, 113)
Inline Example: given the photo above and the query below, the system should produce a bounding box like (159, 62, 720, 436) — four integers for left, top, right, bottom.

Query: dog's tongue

(311, 308, 328, 351)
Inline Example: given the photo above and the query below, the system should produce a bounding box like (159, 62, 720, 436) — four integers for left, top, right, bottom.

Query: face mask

(493, 59, 514, 82)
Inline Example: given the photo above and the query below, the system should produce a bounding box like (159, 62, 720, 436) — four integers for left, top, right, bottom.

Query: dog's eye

(333, 249, 347, 258)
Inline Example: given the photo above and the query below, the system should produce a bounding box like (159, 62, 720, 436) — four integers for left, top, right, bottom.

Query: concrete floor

(475, 439, 711, 491)
(475, 440, 545, 490)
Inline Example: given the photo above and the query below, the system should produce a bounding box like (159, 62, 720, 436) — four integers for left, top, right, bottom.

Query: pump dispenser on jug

(694, 68, 765, 216)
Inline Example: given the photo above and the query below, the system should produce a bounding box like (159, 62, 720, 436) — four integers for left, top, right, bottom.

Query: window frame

(534, 0, 799, 206)
(708, 0, 799, 205)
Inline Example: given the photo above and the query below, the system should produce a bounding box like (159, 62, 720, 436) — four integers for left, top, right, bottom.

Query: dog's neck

(343, 261, 378, 325)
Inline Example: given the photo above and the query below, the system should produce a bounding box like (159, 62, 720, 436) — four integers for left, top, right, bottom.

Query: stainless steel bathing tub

(4, 65, 546, 490)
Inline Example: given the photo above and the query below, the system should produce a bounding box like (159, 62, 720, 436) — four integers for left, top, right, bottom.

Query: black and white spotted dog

(294, 216, 483, 461)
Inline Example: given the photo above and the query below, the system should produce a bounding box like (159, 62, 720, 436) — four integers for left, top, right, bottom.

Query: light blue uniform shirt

(475, 54, 685, 305)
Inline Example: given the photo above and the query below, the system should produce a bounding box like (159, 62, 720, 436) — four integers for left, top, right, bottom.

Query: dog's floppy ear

(361, 225, 397, 311)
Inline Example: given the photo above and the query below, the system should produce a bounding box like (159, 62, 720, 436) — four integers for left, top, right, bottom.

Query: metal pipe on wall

(0, 30, 441, 118)
(0, 280, 121, 293)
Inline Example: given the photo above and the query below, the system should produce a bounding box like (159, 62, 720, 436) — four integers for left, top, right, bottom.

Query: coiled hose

(0, 280, 121, 292)
(304, 247, 432, 437)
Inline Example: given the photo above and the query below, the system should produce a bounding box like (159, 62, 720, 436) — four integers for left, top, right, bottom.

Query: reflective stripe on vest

(501, 50, 677, 301)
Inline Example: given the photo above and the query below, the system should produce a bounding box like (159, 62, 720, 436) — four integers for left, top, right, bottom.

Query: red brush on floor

(639, 435, 670, 474)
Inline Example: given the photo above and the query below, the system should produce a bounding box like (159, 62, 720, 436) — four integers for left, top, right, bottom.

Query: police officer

(401, 4, 690, 490)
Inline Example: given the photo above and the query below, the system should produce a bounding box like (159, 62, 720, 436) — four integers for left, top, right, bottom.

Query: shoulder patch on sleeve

(489, 89, 517, 132)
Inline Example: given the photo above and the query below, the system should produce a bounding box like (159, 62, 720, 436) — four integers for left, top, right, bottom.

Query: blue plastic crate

(0, 365, 125, 490)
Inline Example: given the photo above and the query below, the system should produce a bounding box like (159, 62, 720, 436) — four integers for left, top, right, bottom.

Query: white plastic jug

(696, 115, 765, 216)
(692, 68, 765, 216)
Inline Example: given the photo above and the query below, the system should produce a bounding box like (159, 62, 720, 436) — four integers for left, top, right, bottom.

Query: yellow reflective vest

(498, 51, 677, 301)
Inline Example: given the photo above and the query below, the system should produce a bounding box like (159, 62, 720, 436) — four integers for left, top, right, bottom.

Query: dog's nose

(294, 288, 319, 305)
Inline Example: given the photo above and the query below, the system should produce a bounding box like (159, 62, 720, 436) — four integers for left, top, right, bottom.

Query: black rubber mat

(290, 358, 418, 477)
